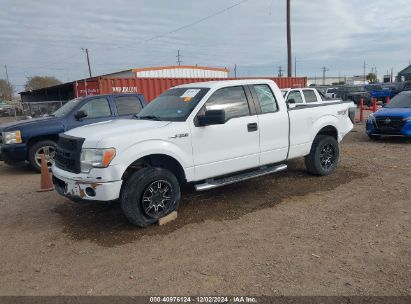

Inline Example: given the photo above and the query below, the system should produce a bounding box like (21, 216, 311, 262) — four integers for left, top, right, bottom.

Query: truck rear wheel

(305, 135, 339, 176)
(120, 167, 180, 227)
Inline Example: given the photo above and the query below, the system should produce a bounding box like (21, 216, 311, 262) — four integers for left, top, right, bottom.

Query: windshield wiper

(137, 115, 162, 121)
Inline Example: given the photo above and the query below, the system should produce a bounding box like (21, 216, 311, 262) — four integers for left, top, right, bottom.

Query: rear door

(249, 84, 289, 165)
(190, 85, 260, 180)
(114, 95, 144, 118)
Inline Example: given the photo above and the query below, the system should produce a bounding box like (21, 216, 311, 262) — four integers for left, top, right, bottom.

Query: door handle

(247, 122, 258, 132)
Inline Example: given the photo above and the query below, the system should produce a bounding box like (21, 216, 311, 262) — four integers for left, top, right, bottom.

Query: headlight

(80, 148, 116, 173)
(367, 113, 375, 121)
(3, 130, 22, 144)
(404, 116, 411, 122)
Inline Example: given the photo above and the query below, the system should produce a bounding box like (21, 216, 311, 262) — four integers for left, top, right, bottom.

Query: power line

(144, 0, 250, 43)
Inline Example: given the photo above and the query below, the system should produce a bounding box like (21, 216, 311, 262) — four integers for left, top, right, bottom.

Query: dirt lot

(0, 123, 410, 296)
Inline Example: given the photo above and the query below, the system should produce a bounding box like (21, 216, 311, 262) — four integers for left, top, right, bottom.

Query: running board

(195, 164, 287, 191)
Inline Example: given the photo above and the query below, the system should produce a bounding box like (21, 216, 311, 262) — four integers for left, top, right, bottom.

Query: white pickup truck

(52, 79, 355, 227)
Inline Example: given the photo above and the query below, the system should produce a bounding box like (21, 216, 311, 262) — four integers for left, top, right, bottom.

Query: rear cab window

(302, 90, 318, 103)
(253, 84, 278, 113)
(114, 96, 143, 116)
(287, 90, 304, 104)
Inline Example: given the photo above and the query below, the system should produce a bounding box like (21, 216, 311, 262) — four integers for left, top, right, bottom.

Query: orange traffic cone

(37, 154, 54, 192)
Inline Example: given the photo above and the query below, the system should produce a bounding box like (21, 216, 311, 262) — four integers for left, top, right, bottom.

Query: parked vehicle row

(0, 94, 147, 171)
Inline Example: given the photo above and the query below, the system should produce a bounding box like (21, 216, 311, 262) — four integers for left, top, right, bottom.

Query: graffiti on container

(78, 88, 99, 95)
(112, 86, 138, 93)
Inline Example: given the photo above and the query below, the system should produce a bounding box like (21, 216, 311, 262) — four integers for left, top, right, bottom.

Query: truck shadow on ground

(53, 159, 366, 247)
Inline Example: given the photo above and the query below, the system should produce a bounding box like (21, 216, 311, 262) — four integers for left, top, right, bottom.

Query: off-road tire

(120, 167, 180, 227)
(28, 140, 57, 172)
(305, 135, 339, 176)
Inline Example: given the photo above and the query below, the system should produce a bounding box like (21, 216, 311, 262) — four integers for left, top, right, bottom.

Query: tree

(0, 79, 14, 100)
(366, 73, 377, 83)
(24, 76, 62, 91)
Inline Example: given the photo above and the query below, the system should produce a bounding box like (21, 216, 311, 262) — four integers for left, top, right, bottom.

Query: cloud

(0, 0, 410, 88)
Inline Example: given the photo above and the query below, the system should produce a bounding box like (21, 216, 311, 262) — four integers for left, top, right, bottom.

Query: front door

(67, 97, 114, 130)
(190, 85, 260, 181)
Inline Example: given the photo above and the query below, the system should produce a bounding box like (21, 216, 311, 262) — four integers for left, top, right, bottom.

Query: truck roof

(174, 79, 276, 89)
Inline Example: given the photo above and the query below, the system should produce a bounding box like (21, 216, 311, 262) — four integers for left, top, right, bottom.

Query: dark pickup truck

(0, 94, 147, 171)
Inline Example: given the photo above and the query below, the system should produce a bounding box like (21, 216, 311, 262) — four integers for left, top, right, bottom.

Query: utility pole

(278, 66, 284, 77)
(82, 48, 92, 78)
(294, 56, 297, 77)
(4, 64, 10, 84)
(4, 64, 11, 100)
(286, 0, 292, 77)
(363, 60, 366, 83)
(234, 64, 237, 78)
(321, 66, 329, 85)
(391, 67, 393, 83)
(176, 50, 183, 66)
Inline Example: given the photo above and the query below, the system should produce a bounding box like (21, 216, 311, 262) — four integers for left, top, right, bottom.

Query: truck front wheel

(120, 167, 181, 227)
(305, 135, 339, 176)
(28, 140, 57, 172)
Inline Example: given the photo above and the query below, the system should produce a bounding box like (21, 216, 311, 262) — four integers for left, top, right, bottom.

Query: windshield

(52, 98, 82, 117)
(385, 94, 411, 108)
(136, 88, 210, 121)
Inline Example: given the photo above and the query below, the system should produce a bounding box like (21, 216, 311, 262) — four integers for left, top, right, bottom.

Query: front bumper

(0, 143, 27, 164)
(366, 119, 411, 137)
(52, 166, 123, 202)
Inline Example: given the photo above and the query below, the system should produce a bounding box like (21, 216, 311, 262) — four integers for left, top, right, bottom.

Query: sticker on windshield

(181, 89, 201, 99)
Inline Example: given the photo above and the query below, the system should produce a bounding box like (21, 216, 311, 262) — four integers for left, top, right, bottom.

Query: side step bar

(195, 164, 287, 191)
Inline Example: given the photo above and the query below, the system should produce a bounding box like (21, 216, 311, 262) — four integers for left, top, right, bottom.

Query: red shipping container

(79, 77, 306, 102)
(73, 79, 100, 97)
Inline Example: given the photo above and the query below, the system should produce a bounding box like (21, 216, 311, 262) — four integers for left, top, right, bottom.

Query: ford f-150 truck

(52, 80, 355, 227)
(0, 94, 146, 171)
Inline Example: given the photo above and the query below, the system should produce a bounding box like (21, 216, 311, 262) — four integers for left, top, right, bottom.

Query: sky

(0, 0, 410, 90)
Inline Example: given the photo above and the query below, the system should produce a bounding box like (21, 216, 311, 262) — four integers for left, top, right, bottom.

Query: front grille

(375, 116, 406, 134)
(55, 134, 85, 173)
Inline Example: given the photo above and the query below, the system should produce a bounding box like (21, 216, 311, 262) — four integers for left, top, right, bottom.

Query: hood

(0, 116, 59, 131)
(65, 119, 171, 147)
(374, 107, 411, 118)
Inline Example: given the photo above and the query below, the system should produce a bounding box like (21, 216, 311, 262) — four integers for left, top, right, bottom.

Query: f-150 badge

(169, 133, 189, 139)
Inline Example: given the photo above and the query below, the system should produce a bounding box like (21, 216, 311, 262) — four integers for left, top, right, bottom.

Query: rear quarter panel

(288, 102, 353, 159)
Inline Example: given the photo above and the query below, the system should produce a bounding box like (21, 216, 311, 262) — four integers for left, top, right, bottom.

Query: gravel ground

(0, 123, 410, 296)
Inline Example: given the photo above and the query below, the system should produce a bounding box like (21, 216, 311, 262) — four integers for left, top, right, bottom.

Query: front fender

(110, 139, 194, 181)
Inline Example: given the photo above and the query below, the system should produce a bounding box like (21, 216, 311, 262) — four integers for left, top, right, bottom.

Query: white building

(102, 65, 229, 79)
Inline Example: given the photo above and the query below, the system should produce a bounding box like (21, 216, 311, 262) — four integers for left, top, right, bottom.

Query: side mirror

(287, 98, 296, 104)
(74, 109, 88, 120)
(198, 109, 225, 126)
